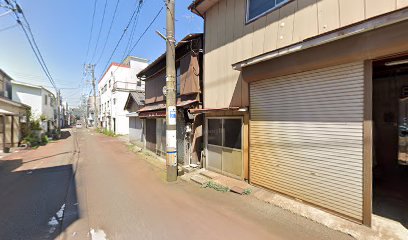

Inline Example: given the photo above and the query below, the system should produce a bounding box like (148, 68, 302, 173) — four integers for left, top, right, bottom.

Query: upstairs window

(246, 0, 289, 23)
(176, 66, 181, 96)
(44, 95, 48, 105)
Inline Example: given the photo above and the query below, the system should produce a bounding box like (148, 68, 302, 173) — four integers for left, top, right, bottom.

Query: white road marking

(90, 229, 108, 240)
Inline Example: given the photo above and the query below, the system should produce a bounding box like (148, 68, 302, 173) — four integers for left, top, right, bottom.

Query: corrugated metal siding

(250, 62, 364, 221)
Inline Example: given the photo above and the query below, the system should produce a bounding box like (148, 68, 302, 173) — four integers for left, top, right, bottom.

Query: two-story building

(12, 80, 57, 133)
(98, 56, 148, 135)
(0, 69, 30, 152)
(190, 0, 408, 227)
(137, 33, 204, 167)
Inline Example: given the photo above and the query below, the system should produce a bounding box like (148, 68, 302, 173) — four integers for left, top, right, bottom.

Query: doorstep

(182, 169, 408, 240)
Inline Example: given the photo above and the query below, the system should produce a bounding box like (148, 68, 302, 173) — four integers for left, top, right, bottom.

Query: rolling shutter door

(250, 62, 364, 221)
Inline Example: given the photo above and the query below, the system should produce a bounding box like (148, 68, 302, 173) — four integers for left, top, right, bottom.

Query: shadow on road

(59, 131, 72, 140)
(0, 159, 79, 239)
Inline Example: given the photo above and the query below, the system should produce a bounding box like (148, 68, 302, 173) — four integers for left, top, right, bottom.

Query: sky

(0, 0, 203, 107)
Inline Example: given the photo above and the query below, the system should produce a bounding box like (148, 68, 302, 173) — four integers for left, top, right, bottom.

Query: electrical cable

(95, 0, 120, 66)
(90, 0, 108, 63)
(84, 0, 98, 63)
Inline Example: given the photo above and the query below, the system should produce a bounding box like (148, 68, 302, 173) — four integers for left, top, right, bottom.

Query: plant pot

(3, 147, 10, 153)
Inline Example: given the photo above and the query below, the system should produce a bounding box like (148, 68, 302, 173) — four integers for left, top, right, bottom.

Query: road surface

(0, 128, 353, 240)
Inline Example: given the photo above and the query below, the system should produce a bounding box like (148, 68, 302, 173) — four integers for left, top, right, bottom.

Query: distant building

(98, 56, 148, 134)
(11, 80, 57, 133)
(123, 91, 144, 145)
(87, 96, 99, 127)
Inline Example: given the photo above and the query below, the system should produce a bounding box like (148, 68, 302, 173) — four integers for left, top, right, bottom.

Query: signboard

(168, 106, 176, 125)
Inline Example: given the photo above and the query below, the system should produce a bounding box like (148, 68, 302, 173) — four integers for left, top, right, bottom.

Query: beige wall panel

(250, 62, 365, 222)
(252, 16, 267, 57)
(241, 22, 255, 61)
(365, 0, 396, 19)
(317, 0, 340, 33)
(397, 0, 408, 8)
(225, 0, 237, 108)
(204, 5, 218, 108)
(277, 0, 297, 48)
(232, 0, 245, 63)
(217, 0, 228, 107)
(339, 0, 365, 27)
(5, 116, 11, 146)
(263, 10, 279, 53)
(293, 0, 318, 42)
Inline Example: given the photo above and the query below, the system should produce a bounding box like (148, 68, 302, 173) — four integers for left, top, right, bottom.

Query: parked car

(76, 122, 82, 128)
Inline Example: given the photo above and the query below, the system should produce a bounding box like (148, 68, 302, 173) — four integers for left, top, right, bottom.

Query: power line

(121, 0, 144, 62)
(95, 0, 120, 66)
(97, 1, 144, 79)
(0, 23, 17, 32)
(112, 6, 164, 76)
(90, 0, 108, 63)
(84, 0, 98, 63)
(8, 7, 57, 90)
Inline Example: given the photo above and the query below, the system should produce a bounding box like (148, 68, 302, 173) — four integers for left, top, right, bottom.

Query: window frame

(206, 117, 243, 151)
(245, 0, 290, 24)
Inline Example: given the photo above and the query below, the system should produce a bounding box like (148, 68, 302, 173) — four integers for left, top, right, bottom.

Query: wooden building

(137, 33, 204, 166)
(189, 0, 408, 227)
(0, 69, 30, 152)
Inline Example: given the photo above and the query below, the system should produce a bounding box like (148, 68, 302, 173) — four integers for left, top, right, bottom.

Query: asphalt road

(0, 128, 354, 240)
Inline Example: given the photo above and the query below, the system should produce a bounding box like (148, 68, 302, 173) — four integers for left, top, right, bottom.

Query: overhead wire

(95, 0, 120, 66)
(97, 0, 144, 79)
(90, 0, 108, 63)
(84, 0, 98, 63)
(7, 2, 57, 91)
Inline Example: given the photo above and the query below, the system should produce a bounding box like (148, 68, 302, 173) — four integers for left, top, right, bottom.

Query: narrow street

(0, 129, 353, 240)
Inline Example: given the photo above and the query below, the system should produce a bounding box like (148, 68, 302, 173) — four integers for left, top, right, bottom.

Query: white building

(11, 80, 57, 132)
(98, 56, 148, 135)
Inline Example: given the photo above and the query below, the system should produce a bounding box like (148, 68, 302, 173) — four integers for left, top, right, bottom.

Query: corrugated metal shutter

(250, 62, 364, 221)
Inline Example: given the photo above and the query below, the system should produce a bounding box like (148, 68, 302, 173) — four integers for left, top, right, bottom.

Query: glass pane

(208, 119, 222, 146)
(248, 0, 277, 21)
(224, 119, 242, 149)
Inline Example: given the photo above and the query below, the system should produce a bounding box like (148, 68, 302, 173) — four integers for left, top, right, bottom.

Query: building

(87, 96, 99, 127)
(0, 69, 30, 152)
(189, 0, 408, 227)
(123, 91, 145, 145)
(98, 56, 148, 134)
(11, 80, 57, 133)
(137, 33, 204, 166)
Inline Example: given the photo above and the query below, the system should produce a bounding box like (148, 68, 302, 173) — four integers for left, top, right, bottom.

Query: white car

(76, 122, 82, 128)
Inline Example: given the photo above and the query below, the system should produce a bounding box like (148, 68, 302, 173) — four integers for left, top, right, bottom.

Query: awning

(139, 110, 166, 119)
(189, 107, 243, 114)
(0, 109, 19, 116)
(126, 112, 139, 117)
(138, 99, 199, 113)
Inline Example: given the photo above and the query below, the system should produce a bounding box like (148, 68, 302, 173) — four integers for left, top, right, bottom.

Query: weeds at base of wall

(202, 181, 230, 192)
(96, 128, 117, 137)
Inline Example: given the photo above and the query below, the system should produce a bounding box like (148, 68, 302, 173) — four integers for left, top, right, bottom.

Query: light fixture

(238, 107, 248, 112)
(384, 59, 408, 66)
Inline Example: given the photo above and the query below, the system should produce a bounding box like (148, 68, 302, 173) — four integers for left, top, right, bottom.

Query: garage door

(250, 62, 364, 221)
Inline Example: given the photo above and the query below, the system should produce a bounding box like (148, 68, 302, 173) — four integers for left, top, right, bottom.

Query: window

(224, 119, 242, 149)
(208, 118, 242, 149)
(113, 98, 116, 105)
(44, 95, 48, 105)
(208, 119, 222, 146)
(246, 0, 288, 23)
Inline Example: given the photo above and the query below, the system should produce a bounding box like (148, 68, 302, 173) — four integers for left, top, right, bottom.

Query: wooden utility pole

(166, 0, 177, 181)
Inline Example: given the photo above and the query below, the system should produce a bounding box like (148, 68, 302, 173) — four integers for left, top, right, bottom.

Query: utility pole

(165, 0, 177, 182)
(85, 64, 99, 128)
(56, 90, 61, 131)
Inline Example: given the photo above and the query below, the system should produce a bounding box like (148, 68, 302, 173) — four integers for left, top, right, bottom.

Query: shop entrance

(372, 56, 408, 227)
